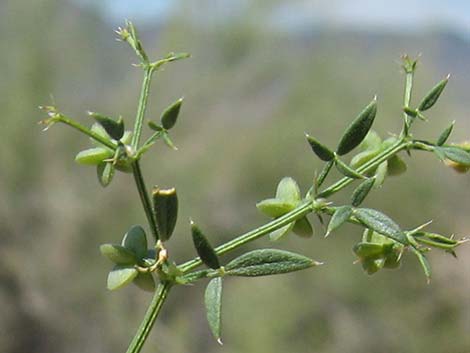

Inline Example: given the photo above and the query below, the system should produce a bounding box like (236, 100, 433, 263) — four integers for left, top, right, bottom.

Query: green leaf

(373, 161, 388, 188)
(412, 248, 431, 284)
(436, 146, 470, 166)
(162, 132, 178, 150)
(418, 76, 449, 111)
(204, 277, 223, 344)
(225, 249, 321, 277)
(269, 222, 294, 241)
(107, 265, 138, 290)
(353, 242, 385, 260)
(305, 134, 335, 161)
(292, 217, 314, 238)
(316, 160, 334, 187)
(152, 187, 178, 242)
(147, 120, 164, 132)
(361, 258, 385, 275)
(353, 208, 407, 244)
(89, 112, 125, 140)
(256, 198, 295, 218)
(326, 206, 353, 237)
(97, 162, 115, 187)
(359, 130, 382, 151)
(387, 155, 407, 176)
(122, 225, 148, 260)
(191, 221, 220, 269)
(335, 158, 366, 179)
(436, 121, 455, 146)
(133, 272, 156, 292)
(336, 98, 377, 155)
(275, 177, 301, 204)
(75, 147, 113, 165)
(161, 98, 183, 130)
(350, 149, 380, 170)
(351, 178, 375, 207)
(99, 244, 137, 265)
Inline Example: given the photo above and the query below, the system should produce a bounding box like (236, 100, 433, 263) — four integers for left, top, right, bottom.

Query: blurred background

(1, 1, 470, 352)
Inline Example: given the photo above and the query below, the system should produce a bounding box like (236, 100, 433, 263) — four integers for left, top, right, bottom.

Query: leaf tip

(217, 338, 223, 345)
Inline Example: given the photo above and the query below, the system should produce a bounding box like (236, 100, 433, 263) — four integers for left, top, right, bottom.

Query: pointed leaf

(351, 178, 375, 207)
(76, 147, 113, 165)
(256, 198, 295, 218)
(275, 177, 301, 204)
(97, 162, 115, 187)
(161, 98, 183, 130)
(225, 249, 320, 277)
(205, 277, 223, 344)
(326, 206, 353, 237)
(292, 217, 314, 238)
(162, 132, 178, 150)
(133, 272, 156, 292)
(418, 76, 449, 111)
(354, 208, 407, 244)
(337, 98, 377, 155)
(269, 222, 294, 241)
(100, 244, 137, 265)
(436, 121, 455, 146)
(191, 221, 220, 269)
(152, 187, 178, 242)
(306, 134, 335, 161)
(335, 158, 366, 179)
(107, 265, 138, 290)
(122, 225, 148, 260)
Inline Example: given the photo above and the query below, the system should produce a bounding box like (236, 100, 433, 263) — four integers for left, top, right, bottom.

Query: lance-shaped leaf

(133, 272, 156, 292)
(418, 75, 449, 112)
(306, 134, 335, 161)
(353, 208, 407, 244)
(75, 147, 113, 165)
(436, 146, 470, 166)
(89, 112, 125, 140)
(100, 244, 137, 265)
(205, 277, 223, 344)
(436, 121, 455, 146)
(269, 222, 295, 241)
(335, 158, 366, 179)
(122, 225, 148, 260)
(292, 217, 314, 238)
(326, 206, 353, 237)
(336, 98, 377, 155)
(275, 177, 301, 204)
(256, 198, 295, 218)
(191, 221, 220, 269)
(97, 162, 115, 187)
(225, 249, 321, 277)
(107, 265, 139, 290)
(152, 187, 178, 242)
(161, 98, 183, 130)
(351, 178, 375, 207)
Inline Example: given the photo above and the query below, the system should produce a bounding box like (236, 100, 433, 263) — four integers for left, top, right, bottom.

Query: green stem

(57, 114, 117, 150)
(131, 66, 154, 150)
(126, 282, 172, 353)
(402, 63, 415, 137)
(132, 160, 159, 240)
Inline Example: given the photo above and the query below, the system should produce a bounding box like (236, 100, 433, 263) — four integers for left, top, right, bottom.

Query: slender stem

(131, 66, 154, 150)
(126, 282, 172, 353)
(401, 61, 415, 137)
(56, 114, 117, 150)
(132, 160, 159, 240)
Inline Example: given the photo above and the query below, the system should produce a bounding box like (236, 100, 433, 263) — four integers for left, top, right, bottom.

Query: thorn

(313, 261, 324, 266)
(445, 73, 451, 80)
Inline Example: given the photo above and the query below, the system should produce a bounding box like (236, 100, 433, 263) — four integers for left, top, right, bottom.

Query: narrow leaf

(133, 272, 156, 292)
(275, 177, 301, 204)
(162, 132, 178, 150)
(335, 158, 366, 179)
(191, 221, 220, 269)
(225, 249, 321, 277)
(75, 147, 113, 165)
(205, 277, 223, 344)
(317, 160, 334, 187)
(256, 198, 295, 218)
(351, 178, 375, 207)
(100, 244, 136, 265)
(152, 187, 178, 242)
(306, 134, 335, 161)
(89, 112, 125, 140)
(437, 146, 470, 166)
(326, 206, 353, 237)
(122, 225, 148, 260)
(292, 217, 314, 238)
(161, 98, 183, 130)
(97, 162, 115, 187)
(107, 265, 138, 290)
(418, 75, 449, 111)
(337, 98, 377, 155)
(436, 121, 455, 146)
(354, 208, 407, 244)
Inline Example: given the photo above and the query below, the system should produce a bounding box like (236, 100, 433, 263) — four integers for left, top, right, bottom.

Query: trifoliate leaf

(337, 98, 377, 155)
(107, 265, 138, 290)
(225, 249, 321, 277)
(205, 277, 223, 344)
(100, 244, 137, 265)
